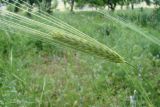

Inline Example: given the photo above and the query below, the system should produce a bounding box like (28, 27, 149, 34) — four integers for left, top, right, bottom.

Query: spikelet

(51, 32, 126, 63)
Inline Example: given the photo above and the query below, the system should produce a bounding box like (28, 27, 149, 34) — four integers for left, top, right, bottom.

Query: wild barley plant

(0, 1, 126, 64)
(0, 1, 158, 107)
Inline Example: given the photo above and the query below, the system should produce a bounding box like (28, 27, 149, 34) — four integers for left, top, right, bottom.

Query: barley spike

(51, 32, 126, 63)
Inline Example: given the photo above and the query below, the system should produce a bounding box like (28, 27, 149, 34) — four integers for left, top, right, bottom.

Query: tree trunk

(27, 5, 32, 17)
(108, 0, 116, 11)
(14, 3, 20, 12)
(131, 3, 134, 10)
(27, 0, 34, 17)
(126, 3, 129, 9)
(121, 5, 123, 10)
(109, 3, 116, 11)
(70, 0, 75, 12)
(46, 0, 52, 13)
(140, 7, 143, 12)
(64, 0, 66, 8)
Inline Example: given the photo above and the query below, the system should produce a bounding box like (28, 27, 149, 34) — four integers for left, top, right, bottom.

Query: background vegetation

(0, 0, 160, 107)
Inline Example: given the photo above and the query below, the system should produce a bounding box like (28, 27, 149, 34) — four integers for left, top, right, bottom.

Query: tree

(87, 0, 122, 11)
(66, 0, 127, 11)
(107, 0, 118, 11)
(70, 0, 75, 12)
(74, 0, 106, 10)
(119, 0, 125, 9)
(63, 0, 67, 8)
(65, 0, 76, 12)
(8, 0, 55, 13)
(14, 0, 21, 12)
(93, 0, 121, 11)
(27, 0, 58, 13)
(154, 0, 160, 6)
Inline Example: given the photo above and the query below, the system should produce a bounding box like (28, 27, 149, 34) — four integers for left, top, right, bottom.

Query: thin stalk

(20, 0, 97, 39)
(97, 10, 160, 46)
(0, 18, 51, 38)
(1, 11, 64, 34)
(4, 0, 104, 46)
(39, 76, 46, 107)
(4, 1, 81, 35)
(0, 13, 103, 52)
(1, 10, 122, 59)
(0, 27, 63, 48)
(1, 1, 126, 63)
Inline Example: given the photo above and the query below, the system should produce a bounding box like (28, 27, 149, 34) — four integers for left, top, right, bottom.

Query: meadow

(0, 8, 160, 107)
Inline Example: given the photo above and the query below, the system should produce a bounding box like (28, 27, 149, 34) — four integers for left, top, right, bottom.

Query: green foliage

(150, 44, 160, 57)
(74, 0, 86, 7)
(88, 0, 106, 7)
(67, 0, 124, 11)
(116, 9, 160, 31)
(154, 0, 160, 6)
(36, 0, 57, 13)
(0, 10, 160, 107)
(6, 4, 15, 12)
(4, 0, 56, 13)
(52, 0, 58, 9)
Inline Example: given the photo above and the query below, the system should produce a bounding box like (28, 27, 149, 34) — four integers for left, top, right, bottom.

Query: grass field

(0, 9, 160, 107)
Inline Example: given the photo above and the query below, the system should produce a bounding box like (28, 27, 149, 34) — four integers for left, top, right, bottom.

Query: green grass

(0, 9, 160, 107)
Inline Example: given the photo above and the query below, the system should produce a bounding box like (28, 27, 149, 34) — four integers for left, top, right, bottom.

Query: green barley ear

(51, 32, 126, 63)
